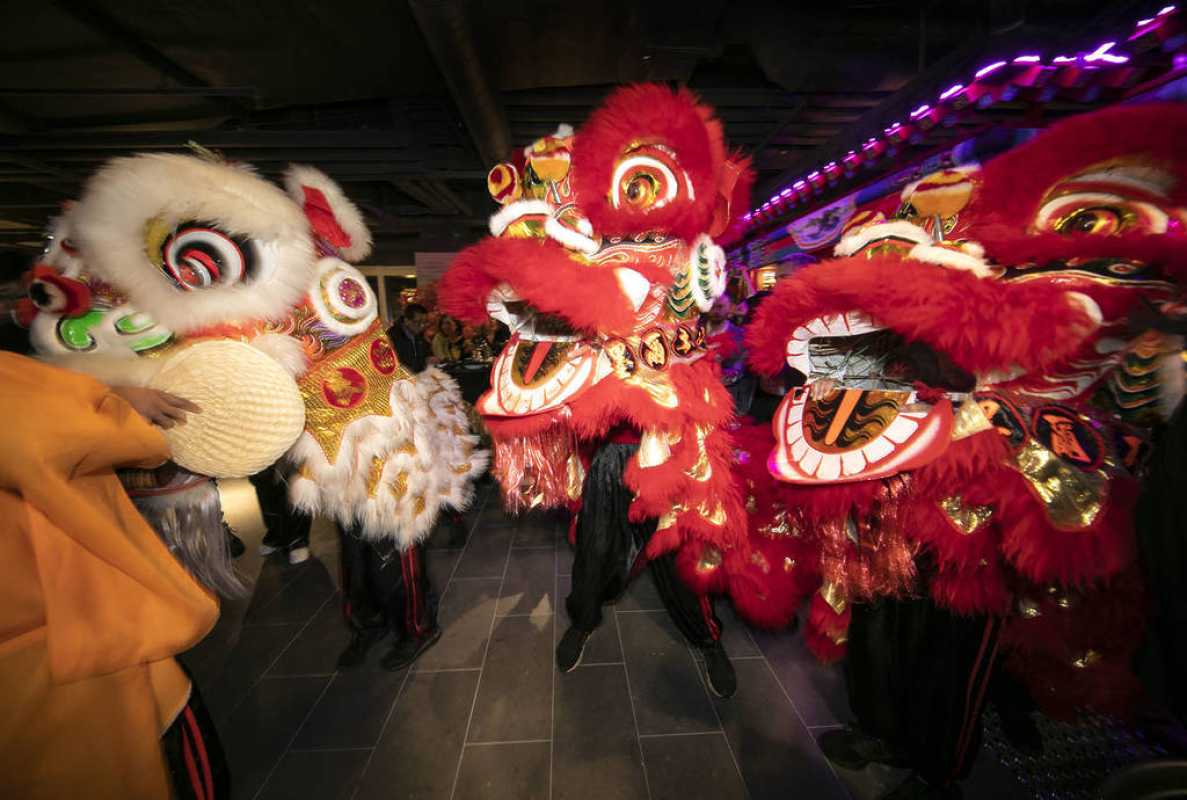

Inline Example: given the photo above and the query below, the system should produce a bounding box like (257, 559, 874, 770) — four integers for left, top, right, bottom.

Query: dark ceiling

(0, 0, 1141, 265)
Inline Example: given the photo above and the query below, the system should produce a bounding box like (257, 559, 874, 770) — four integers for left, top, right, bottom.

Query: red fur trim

(804, 624, 848, 663)
(439, 236, 669, 335)
(745, 255, 1098, 377)
(571, 84, 725, 242)
(930, 564, 1011, 616)
(711, 153, 755, 245)
(804, 592, 850, 663)
(972, 103, 1187, 227)
(998, 471, 1137, 585)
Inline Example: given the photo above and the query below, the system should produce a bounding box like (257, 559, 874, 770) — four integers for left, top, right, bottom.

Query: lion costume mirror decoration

(25, 154, 488, 594)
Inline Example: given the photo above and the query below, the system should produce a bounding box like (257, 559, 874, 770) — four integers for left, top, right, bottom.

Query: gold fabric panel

(938, 496, 994, 535)
(1012, 439, 1105, 529)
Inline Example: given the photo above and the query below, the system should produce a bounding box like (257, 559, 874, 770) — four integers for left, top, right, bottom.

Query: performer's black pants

(249, 467, 311, 549)
(565, 442, 722, 649)
(162, 677, 230, 800)
(846, 596, 1001, 787)
(339, 525, 436, 639)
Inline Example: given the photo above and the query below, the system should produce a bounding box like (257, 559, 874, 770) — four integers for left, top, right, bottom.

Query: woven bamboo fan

(149, 340, 306, 478)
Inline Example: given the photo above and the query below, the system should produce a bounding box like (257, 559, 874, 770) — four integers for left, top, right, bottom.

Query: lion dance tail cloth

(25, 154, 488, 582)
(729, 103, 1187, 718)
(440, 84, 753, 567)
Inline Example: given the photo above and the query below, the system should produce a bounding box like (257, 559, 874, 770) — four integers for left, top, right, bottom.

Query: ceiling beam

(50, 0, 251, 117)
(408, 0, 510, 166)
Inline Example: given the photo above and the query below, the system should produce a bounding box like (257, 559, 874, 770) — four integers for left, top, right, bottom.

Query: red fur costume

(736, 103, 1187, 717)
(440, 85, 753, 567)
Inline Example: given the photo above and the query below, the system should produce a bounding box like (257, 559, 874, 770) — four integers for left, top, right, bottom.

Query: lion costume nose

(25, 263, 92, 318)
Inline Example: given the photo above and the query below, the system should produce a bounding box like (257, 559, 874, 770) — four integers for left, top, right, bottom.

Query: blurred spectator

(387, 303, 431, 372)
(432, 316, 465, 363)
(703, 296, 755, 414)
(466, 320, 501, 362)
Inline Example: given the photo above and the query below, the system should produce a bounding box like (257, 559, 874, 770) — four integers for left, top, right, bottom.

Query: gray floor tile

(453, 525, 513, 579)
(498, 548, 556, 617)
(642, 733, 748, 800)
(257, 748, 370, 800)
(220, 675, 331, 800)
(617, 570, 664, 611)
(425, 517, 473, 549)
(454, 742, 550, 800)
(557, 542, 573, 576)
(200, 623, 303, 723)
(618, 611, 719, 735)
(833, 762, 908, 800)
(554, 664, 649, 800)
(292, 668, 408, 749)
(413, 578, 500, 670)
(706, 658, 849, 800)
(510, 513, 563, 549)
(242, 558, 307, 619)
(427, 547, 463, 587)
(267, 596, 356, 677)
(355, 669, 480, 800)
(246, 558, 337, 625)
(556, 574, 623, 665)
(751, 626, 848, 729)
(469, 616, 553, 743)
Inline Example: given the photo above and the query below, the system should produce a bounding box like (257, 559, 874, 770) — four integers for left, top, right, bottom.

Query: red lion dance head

(738, 103, 1187, 714)
(441, 84, 752, 560)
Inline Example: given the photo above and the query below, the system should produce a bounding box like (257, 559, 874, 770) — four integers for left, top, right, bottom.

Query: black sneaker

(336, 628, 387, 670)
(882, 773, 962, 800)
(380, 627, 442, 671)
(703, 643, 737, 698)
(556, 626, 591, 673)
(817, 726, 903, 770)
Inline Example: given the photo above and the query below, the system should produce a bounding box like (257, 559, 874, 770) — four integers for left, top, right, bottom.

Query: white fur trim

(307, 258, 378, 336)
(614, 268, 651, 312)
(283, 164, 373, 262)
(544, 214, 600, 255)
(835, 220, 931, 257)
(286, 367, 489, 549)
(71, 153, 316, 334)
(490, 200, 553, 236)
(907, 242, 995, 278)
(249, 333, 310, 377)
(1064, 291, 1103, 327)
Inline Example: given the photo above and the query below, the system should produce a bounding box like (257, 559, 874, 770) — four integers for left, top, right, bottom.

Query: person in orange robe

(0, 353, 225, 799)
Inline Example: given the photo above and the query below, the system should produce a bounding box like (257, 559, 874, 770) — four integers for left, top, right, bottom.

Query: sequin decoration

(338, 277, 367, 308)
(299, 321, 410, 463)
(637, 428, 672, 468)
(938, 495, 994, 535)
(685, 425, 712, 481)
(696, 545, 722, 575)
(1012, 439, 1105, 530)
(820, 581, 848, 615)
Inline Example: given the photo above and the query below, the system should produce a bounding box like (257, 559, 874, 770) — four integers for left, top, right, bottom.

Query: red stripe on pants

(184, 706, 214, 800)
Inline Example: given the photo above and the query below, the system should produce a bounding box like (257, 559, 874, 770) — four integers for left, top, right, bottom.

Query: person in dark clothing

(556, 440, 737, 698)
(340, 301, 445, 670)
(387, 303, 431, 373)
(249, 466, 311, 565)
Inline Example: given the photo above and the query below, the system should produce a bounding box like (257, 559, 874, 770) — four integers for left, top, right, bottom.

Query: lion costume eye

(1037, 192, 1165, 237)
(610, 150, 683, 211)
(155, 221, 258, 291)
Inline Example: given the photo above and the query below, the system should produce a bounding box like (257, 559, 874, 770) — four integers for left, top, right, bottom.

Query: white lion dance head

(26, 152, 488, 592)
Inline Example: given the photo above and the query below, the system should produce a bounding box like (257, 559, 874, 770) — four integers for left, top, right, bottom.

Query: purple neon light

(939, 83, 964, 100)
(1138, 17, 1155, 25)
(1159, 5, 1176, 15)
(975, 61, 1007, 78)
(1053, 55, 1077, 63)
(1013, 55, 1041, 63)
(793, 180, 807, 190)
(780, 188, 792, 197)
(909, 104, 931, 119)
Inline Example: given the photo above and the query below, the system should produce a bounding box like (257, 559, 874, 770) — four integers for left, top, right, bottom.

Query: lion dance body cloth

(24, 154, 487, 589)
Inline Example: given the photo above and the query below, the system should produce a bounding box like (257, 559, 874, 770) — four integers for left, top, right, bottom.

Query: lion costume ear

(283, 165, 373, 262)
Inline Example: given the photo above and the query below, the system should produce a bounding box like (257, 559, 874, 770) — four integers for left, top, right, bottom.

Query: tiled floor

(184, 480, 1025, 800)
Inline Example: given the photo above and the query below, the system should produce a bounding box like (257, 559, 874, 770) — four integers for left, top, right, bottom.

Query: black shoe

(556, 626, 591, 673)
(703, 643, 737, 698)
(380, 627, 442, 671)
(337, 628, 387, 670)
(225, 529, 246, 559)
(818, 726, 903, 770)
(881, 773, 962, 800)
